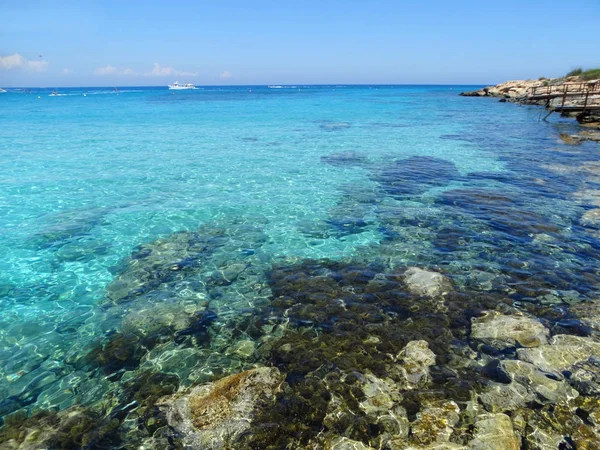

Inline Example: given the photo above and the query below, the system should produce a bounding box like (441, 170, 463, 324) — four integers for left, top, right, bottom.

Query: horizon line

(1, 83, 490, 89)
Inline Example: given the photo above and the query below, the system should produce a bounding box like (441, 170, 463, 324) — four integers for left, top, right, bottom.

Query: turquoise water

(1, 85, 600, 445)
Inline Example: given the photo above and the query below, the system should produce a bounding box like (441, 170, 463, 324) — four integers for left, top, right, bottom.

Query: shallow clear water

(1, 85, 600, 442)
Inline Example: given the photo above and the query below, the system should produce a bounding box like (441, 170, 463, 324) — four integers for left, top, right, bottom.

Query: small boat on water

(0, 88, 6, 93)
(168, 81, 196, 90)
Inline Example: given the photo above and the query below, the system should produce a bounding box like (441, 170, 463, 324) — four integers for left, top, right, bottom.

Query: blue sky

(1, 0, 599, 87)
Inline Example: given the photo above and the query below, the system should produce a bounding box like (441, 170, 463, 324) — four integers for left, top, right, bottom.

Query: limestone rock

(157, 367, 283, 449)
(395, 340, 436, 389)
(471, 311, 549, 350)
(358, 372, 401, 415)
(500, 360, 579, 404)
(479, 381, 534, 412)
(517, 334, 600, 375)
(467, 413, 520, 450)
(404, 267, 452, 298)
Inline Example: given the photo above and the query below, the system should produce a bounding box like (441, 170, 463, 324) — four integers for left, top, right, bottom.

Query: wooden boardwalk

(528, 81, 600, 118)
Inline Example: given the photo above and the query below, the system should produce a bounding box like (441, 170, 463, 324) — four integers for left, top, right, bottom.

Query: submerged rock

(410, 400, 460, 445)
(471, 311, 549, 350)
(500, 360, 579, 404)
(321, 151, 369, 167)
(404, 267, 453, 298)
(157, 367, 283, 449)
(517, 334, 600, 375)
(467, 413, 520, 450)
(374, 156, 460, 199)
(395, 340, 436, 389)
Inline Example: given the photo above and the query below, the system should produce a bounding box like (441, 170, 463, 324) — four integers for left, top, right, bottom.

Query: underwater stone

(570, 357, 600, 395)
(395, 340, 436, 389)
(499, 360, 579, 404)
(375, 156, 460, 198)
(358, 372, 402, 416)
(330, 437, 376, 450)
(470, 311, 549, 350)
(410, 400, 460, 445)
(517, 334, 600, 375)
(467, 413, 519, 450)
(403, 267, 452, 298)
(479, 381, 535, 413)
(581, 208, 600, 227)
(157, 367, 283, 449)
(321, 151, 368, 167)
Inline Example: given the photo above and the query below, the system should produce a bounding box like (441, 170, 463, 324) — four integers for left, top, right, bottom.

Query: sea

(1, 85, 599, 447)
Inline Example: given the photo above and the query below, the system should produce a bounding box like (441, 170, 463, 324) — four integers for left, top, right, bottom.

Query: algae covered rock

(157, 367, 283, 449)
(471, 311, 549, 350)
(404, 267, 453, 298)
(467, 413, 519, 450)
(410, 400, 460, 445)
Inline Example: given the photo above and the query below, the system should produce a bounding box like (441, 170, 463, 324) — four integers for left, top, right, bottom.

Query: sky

(1, 0, 599, 87)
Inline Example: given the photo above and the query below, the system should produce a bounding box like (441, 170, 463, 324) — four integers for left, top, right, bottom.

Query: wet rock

(395, 340, 436, 389)
(410, 400, 460, 445)
(471, 311, 549, 350)
(329, 437, 376, 450)
(404, 267, 453, 298)
(559, 132, 583, 145)
(479, 381, 535, 412)
(358, 372, 401, 415)
(517, 334, 600, 375)
(581, 208, 600, 227)
(321, 151, 368, 167)
(500, 360, 579, 404)
(374, 156, 460, 199)
(467, 413, 520, 450)
(568, 357, 600, 395)
(157, 367, 283, 449)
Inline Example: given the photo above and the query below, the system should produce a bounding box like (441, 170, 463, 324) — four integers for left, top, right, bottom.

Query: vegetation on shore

(566, 67, 600, 80)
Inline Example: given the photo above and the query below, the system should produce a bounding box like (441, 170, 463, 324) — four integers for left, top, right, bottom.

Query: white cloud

(94, 65, 118, 75)
(145, 62, 197, 77)
(94, 65, 136, 76)
(220, 70, 232, 79)
(62, 68, 72, 74)
(0, 53, 48, 71)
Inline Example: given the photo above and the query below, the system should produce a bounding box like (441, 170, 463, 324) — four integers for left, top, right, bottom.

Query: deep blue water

(1, 85, 599, 437)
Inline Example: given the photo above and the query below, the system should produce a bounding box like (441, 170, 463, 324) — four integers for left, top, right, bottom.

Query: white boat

(168, 81, 196, 90)
(0, 88, 6, 93)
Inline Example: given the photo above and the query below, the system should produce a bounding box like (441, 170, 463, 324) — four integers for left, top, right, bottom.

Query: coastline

(460, 77, 600, 144)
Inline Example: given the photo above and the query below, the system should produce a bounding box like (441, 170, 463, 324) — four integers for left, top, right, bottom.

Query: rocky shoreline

(460, 77, 600, 142)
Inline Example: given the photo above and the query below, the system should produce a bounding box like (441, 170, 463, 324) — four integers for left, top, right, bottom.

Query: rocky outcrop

(471, 311, 549, 350)
(157, 367, 284, 449)
(460, 79, 546, 101)
(403, 267, 453, 298)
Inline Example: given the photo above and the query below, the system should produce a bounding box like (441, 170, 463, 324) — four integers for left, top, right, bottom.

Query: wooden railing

(530, 81, 600, 97)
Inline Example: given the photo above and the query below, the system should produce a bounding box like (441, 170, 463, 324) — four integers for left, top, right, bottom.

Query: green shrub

(566, 67, 583, 77)
(580, 68, 600, 81)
